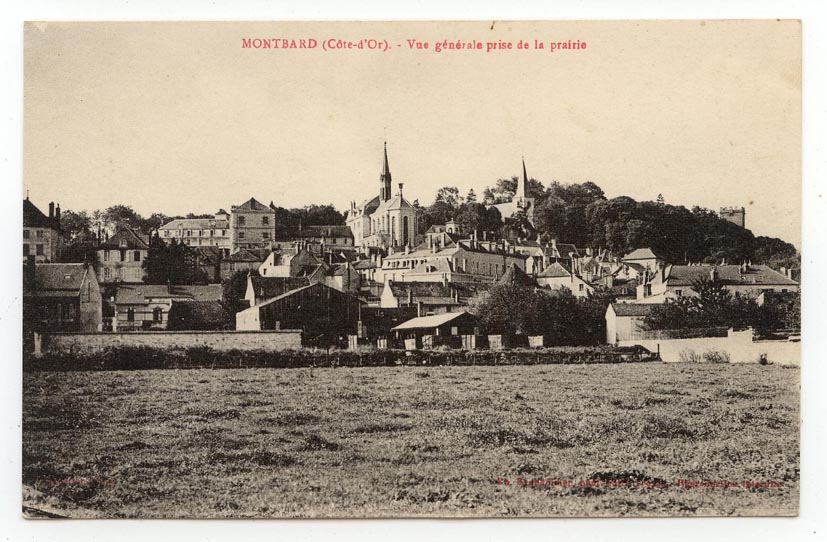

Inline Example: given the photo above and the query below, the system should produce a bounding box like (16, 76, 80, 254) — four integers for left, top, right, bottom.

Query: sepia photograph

(20, 19, 802, 519)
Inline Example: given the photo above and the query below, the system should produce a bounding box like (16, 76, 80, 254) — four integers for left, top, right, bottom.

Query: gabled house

(536, 261, 594, 298)
(605, 303, 656, 344)
(220, 248, 268, 280)
(97, 225, 151, 283)
(23, 259, 102, 333)
(23, 198, 63, 263)
(621, 248, 663, 273)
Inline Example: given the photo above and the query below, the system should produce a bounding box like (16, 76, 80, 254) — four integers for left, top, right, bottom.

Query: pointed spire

(382, 141, 390, 177)
(518, 157, 528, 199)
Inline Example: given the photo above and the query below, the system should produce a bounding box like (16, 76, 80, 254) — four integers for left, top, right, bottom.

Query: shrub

(702, 350, 731, 364)
(678, 349, 702, 363)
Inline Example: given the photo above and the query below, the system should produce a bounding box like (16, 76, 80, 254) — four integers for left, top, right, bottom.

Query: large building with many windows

(158, 210, 231, 253)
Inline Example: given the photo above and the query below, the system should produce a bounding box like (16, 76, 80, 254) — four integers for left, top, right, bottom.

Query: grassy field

(22, 362, 799, 518)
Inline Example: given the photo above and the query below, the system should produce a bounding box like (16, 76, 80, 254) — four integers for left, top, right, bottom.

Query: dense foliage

(142, 237, 207, 285)
(643, 278, 800, 332)
(468, 283, 615, 345)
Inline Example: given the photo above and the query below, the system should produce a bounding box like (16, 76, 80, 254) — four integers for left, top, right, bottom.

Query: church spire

(380, 141, 392, 202)
(518, 157, 528, 200)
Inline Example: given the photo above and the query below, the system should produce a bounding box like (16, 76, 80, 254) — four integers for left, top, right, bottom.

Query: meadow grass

(22, 362, 799, 517)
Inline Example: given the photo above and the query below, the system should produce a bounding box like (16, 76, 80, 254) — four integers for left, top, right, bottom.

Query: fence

(619, 328, 800, 365)
(34, 329, 303, 356)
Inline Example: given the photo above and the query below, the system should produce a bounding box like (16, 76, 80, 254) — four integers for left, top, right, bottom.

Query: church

(490, 158, 536, 225)
(347, 143, 421, 250)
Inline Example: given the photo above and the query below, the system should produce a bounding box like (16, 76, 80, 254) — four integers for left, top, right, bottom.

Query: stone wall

(619, 328, 800, 365)
(35, 329, 302, 355)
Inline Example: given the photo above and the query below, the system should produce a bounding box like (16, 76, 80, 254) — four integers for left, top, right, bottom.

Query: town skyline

(24, 21, 801, 247)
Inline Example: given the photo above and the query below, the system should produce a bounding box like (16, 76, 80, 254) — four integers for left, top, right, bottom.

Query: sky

(23, 20, 801, 246)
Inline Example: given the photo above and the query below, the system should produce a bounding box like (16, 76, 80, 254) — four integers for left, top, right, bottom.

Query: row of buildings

(23, 143, 794, 349)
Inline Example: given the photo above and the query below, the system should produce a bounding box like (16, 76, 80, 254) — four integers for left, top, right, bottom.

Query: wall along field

(22, 363, 799, 517)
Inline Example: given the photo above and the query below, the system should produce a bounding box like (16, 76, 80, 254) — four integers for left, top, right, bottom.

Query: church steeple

(517, 157, 528, 200)
(380, 141, 392, 202)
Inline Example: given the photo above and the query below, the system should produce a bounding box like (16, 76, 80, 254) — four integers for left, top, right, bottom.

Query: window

(37, 230, 44, 239)
(262, 216, 269, 226)
(451, 326, 459, 336)
(675, 289, 682, 297)
(220, 230, 226, 236)
(127, 308, 135, 322)
(134, 251, 141, 262)
(238, 232, 245, 239)
(120, 249, 126, 262)
(103, 250, 109, 261)
(237, 216, 246, 227)
(36, 244, 44, 256)
(578, 284, 584, 292)
(163, 230, 169, 237)
(104, 268, 111, 279)
(262, 232, 270, 240)
(153, 307, 163, 323)
(23, 230, 30, 239)
(23, 244, 29, 256)
(68, 303, 77, 320)
(120, 239, 128, 248)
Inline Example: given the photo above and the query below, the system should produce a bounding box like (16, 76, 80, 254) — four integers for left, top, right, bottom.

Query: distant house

(258, 247, 326, 279)
(380, 281, 464, 315)
(23, 260, 102, 333)
(244, 275, 311, 307)
(536, 262, 594, 298)
(293, 225, 355, 249)
(605, 303, 656, 344)
(158, 210, 231, 253)
(23, 198, 63, 263)
(322, 262, 361, 294)
(390, 311, 480, 345)
(191, 246, 223, 283)
(111, 283, 223, 331)
(97, 225, 151, 283)
(220, 248, 269, 281)
(235, 282, 364, 345)
(636, 264, 800, 304)
(621, 248, 663, 273)
(230, 198, 277, 252)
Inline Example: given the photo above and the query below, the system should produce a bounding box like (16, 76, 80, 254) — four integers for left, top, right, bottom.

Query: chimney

(48, 202, 54, 218)
(404, 244, 410, 255)
(55, 204, 61, 226)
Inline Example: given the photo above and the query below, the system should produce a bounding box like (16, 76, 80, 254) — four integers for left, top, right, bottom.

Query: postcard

(22, 20, 800, 518)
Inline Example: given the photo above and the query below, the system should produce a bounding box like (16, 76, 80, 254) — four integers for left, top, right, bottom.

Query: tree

(142, 237, 207, 285)
(455, 202, 502, 234)
(434, 186, 461, 208)
(60, 209, 92, 240)
(291, 204, 346, 226)
(465, 188, 477, 204)
(222, 269, 256, 316)
(102, 204, 143, 231)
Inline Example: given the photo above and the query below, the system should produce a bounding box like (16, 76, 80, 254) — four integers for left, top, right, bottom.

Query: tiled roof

(225, 249, 267, 263)
(537, 262, 571, 278)
(623, 248, 658, 261)
(159, 217, 230, 230)
(115, 284, 223, 304)
(250, 276, 311, 300)
(29, 264, 88, 293)
(23, 199, 60, 230)
(391, 311, 473, 331)
(234, 197, 272, 211)
(665, 265, 798, 287)
(374, 194, 414, 213)
(99, 225, 150, 250)
(610, 303, 656, 317)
